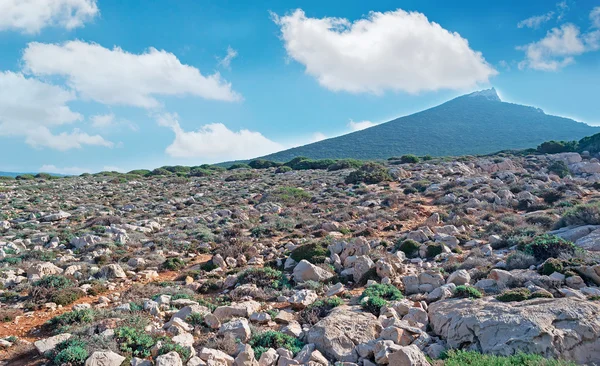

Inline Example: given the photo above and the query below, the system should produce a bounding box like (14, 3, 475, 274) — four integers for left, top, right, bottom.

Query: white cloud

(25, 127, 113, 150)
(347, 120, 376, 131)
(22, 40, 242, 108)
(0, 71, 111, 150)
(0, 0, 98, 34)
(518, 12, 554, 29)
(91, 113, 115, 128)
(218, 46, 238, 69)
(518, 23, 599, 71)
(156, 113, 283, 161)
(40, 164, 91, 175)
(591, 7, 600, 29)
(272, 9, 496, 94)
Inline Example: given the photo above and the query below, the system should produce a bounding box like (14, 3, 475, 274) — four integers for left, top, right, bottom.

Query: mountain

(258, 88, 600, 162)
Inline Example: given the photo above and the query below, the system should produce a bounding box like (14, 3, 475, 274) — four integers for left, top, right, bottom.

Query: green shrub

(536, 140, 577, 154)
(426, 243, 444, 258)
(548, 161, 570, 178)
(238, 267, 290, 289)
(185, 312, 204, 326)
(249, 331, 304, 359)
(47, 309, 95, 328)
(34, 275, 73, 289)
(506, 252, 537, 270)
(50, 288, 85, 306)
(267, 186, 312, 205)
(162, 257, 185, 271)
(453, 285, 482, 299)
(249, 159, 280, 169)
(327, 159, 363, 171)
(275, 166, 293, 173)
(115, 326, 156, 357)
(228, 163, 252, 170)
(396, 239, 420, 257)
(360, 296, 388, 315)
(555, 202, 600, 228)
(15, 174, 35, 180)
(441, 349, 575, 365)
(50, 338, 88, 366)
(496, 288, 531, 302)
(540, 258, 564, 276)
(524, 235, 576, 261)
(360, 284, 403, 314)
(156, 342, 192, 362)
(400, 154, 419, 164)
(290, 242, 329, 264)
(127, 169, 151, 176)
(345, 163, 392, 184)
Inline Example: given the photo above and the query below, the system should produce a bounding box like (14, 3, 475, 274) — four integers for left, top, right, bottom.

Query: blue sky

(0, 0, 599, 174)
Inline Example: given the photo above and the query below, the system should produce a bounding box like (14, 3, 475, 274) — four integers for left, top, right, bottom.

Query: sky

(0, 0, 599, 174)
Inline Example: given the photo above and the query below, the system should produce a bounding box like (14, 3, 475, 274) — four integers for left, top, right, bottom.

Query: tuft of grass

(555, 202, 600, 229)
(453, 285, 482, 299)
(396, 239, 421, 257)
(440, 350, 575, 365)
(360, 284, 403, 314)
(290, 242, 329, 264)
(249, 331, 304, 359)
(496, 288, 531, 303)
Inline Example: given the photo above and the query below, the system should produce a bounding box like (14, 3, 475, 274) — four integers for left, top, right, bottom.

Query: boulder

(429, 298, 600, 364)
(85, 351, 126, 366)
(155, 351, 183, 366)
(306, 306, 381, 362)
(293, 260, 334, 283)
(34, 333, 71, 354)
(388, 345, 431, 366)
(213, 301, 261, 321)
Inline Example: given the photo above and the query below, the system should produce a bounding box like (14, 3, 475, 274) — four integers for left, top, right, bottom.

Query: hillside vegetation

(255, 88, 599, 162)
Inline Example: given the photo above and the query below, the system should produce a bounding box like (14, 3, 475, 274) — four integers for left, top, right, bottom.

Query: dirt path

(0, 254, 211, 362)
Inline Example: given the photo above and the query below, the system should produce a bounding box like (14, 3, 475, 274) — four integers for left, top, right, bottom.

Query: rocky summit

(2, 151, 600, 365)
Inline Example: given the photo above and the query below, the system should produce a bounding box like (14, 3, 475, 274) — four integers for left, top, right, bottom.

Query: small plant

(441, 349, 575, 365)
(47, 309, 95, 328)
(547, 161, 570, 178)
(496, 288, 531, 302)
(426, 243, 444, 258)
(238, 267, 290, 289)
(396, 239, 420, 257)
(555, 202, 600, 229)
(162, 257, 185, 271)
(399, 154, 419, 164)
(453, 285, 482, 299)
(156, 341, 192, 362)
(360, 284, 403, 315)
(290, 242, 329, 264)
(540, 258, 564, 276)
(249, 331, 304, 359)
(49, 338, 88, 366)
(34, 275, 73, 289)
(115, 326, 156, 357)
(345, 163, 392, 185)
(185, 312, 204, 326)
(505, 252, 537, 270)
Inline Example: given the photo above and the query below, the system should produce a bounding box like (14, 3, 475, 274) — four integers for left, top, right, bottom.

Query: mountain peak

(466, 87, 501, 102)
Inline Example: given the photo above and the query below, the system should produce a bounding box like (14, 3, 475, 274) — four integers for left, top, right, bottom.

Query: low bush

(399, 154, 419, 164)
(115, 326, 156, 358)
(426, 243, 444, 258)
(505, 252, 537, 270)
(540, 258, 564, 275)
(238, 267, 290, 289)
(496, 288, 531, 302)
(555, 202, 600, 229)
(396, 239, 421, 257)
(162, 257, 185, 271)
(453, 285, 482, 299)
(299, 297, 343, 325)
(345, 163, 392, 185)
(49, 338, 88, 366)
(156, 341, 192, 362)
(249, 331, 304, 359)
(290, 242, 329, 264)
(360, 284, 403, 314)
(185, 312, 204, 326)
(548, 161, 570, 178)
(524, 235, 576, 261)
(441, 349, 575, 365)
(47, 309, 95, 328)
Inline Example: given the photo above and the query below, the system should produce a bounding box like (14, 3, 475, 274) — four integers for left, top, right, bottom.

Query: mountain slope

(259, 88, 599, 162)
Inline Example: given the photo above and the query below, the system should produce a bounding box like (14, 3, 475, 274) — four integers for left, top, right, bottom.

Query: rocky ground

(1, 152, 600, 365)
